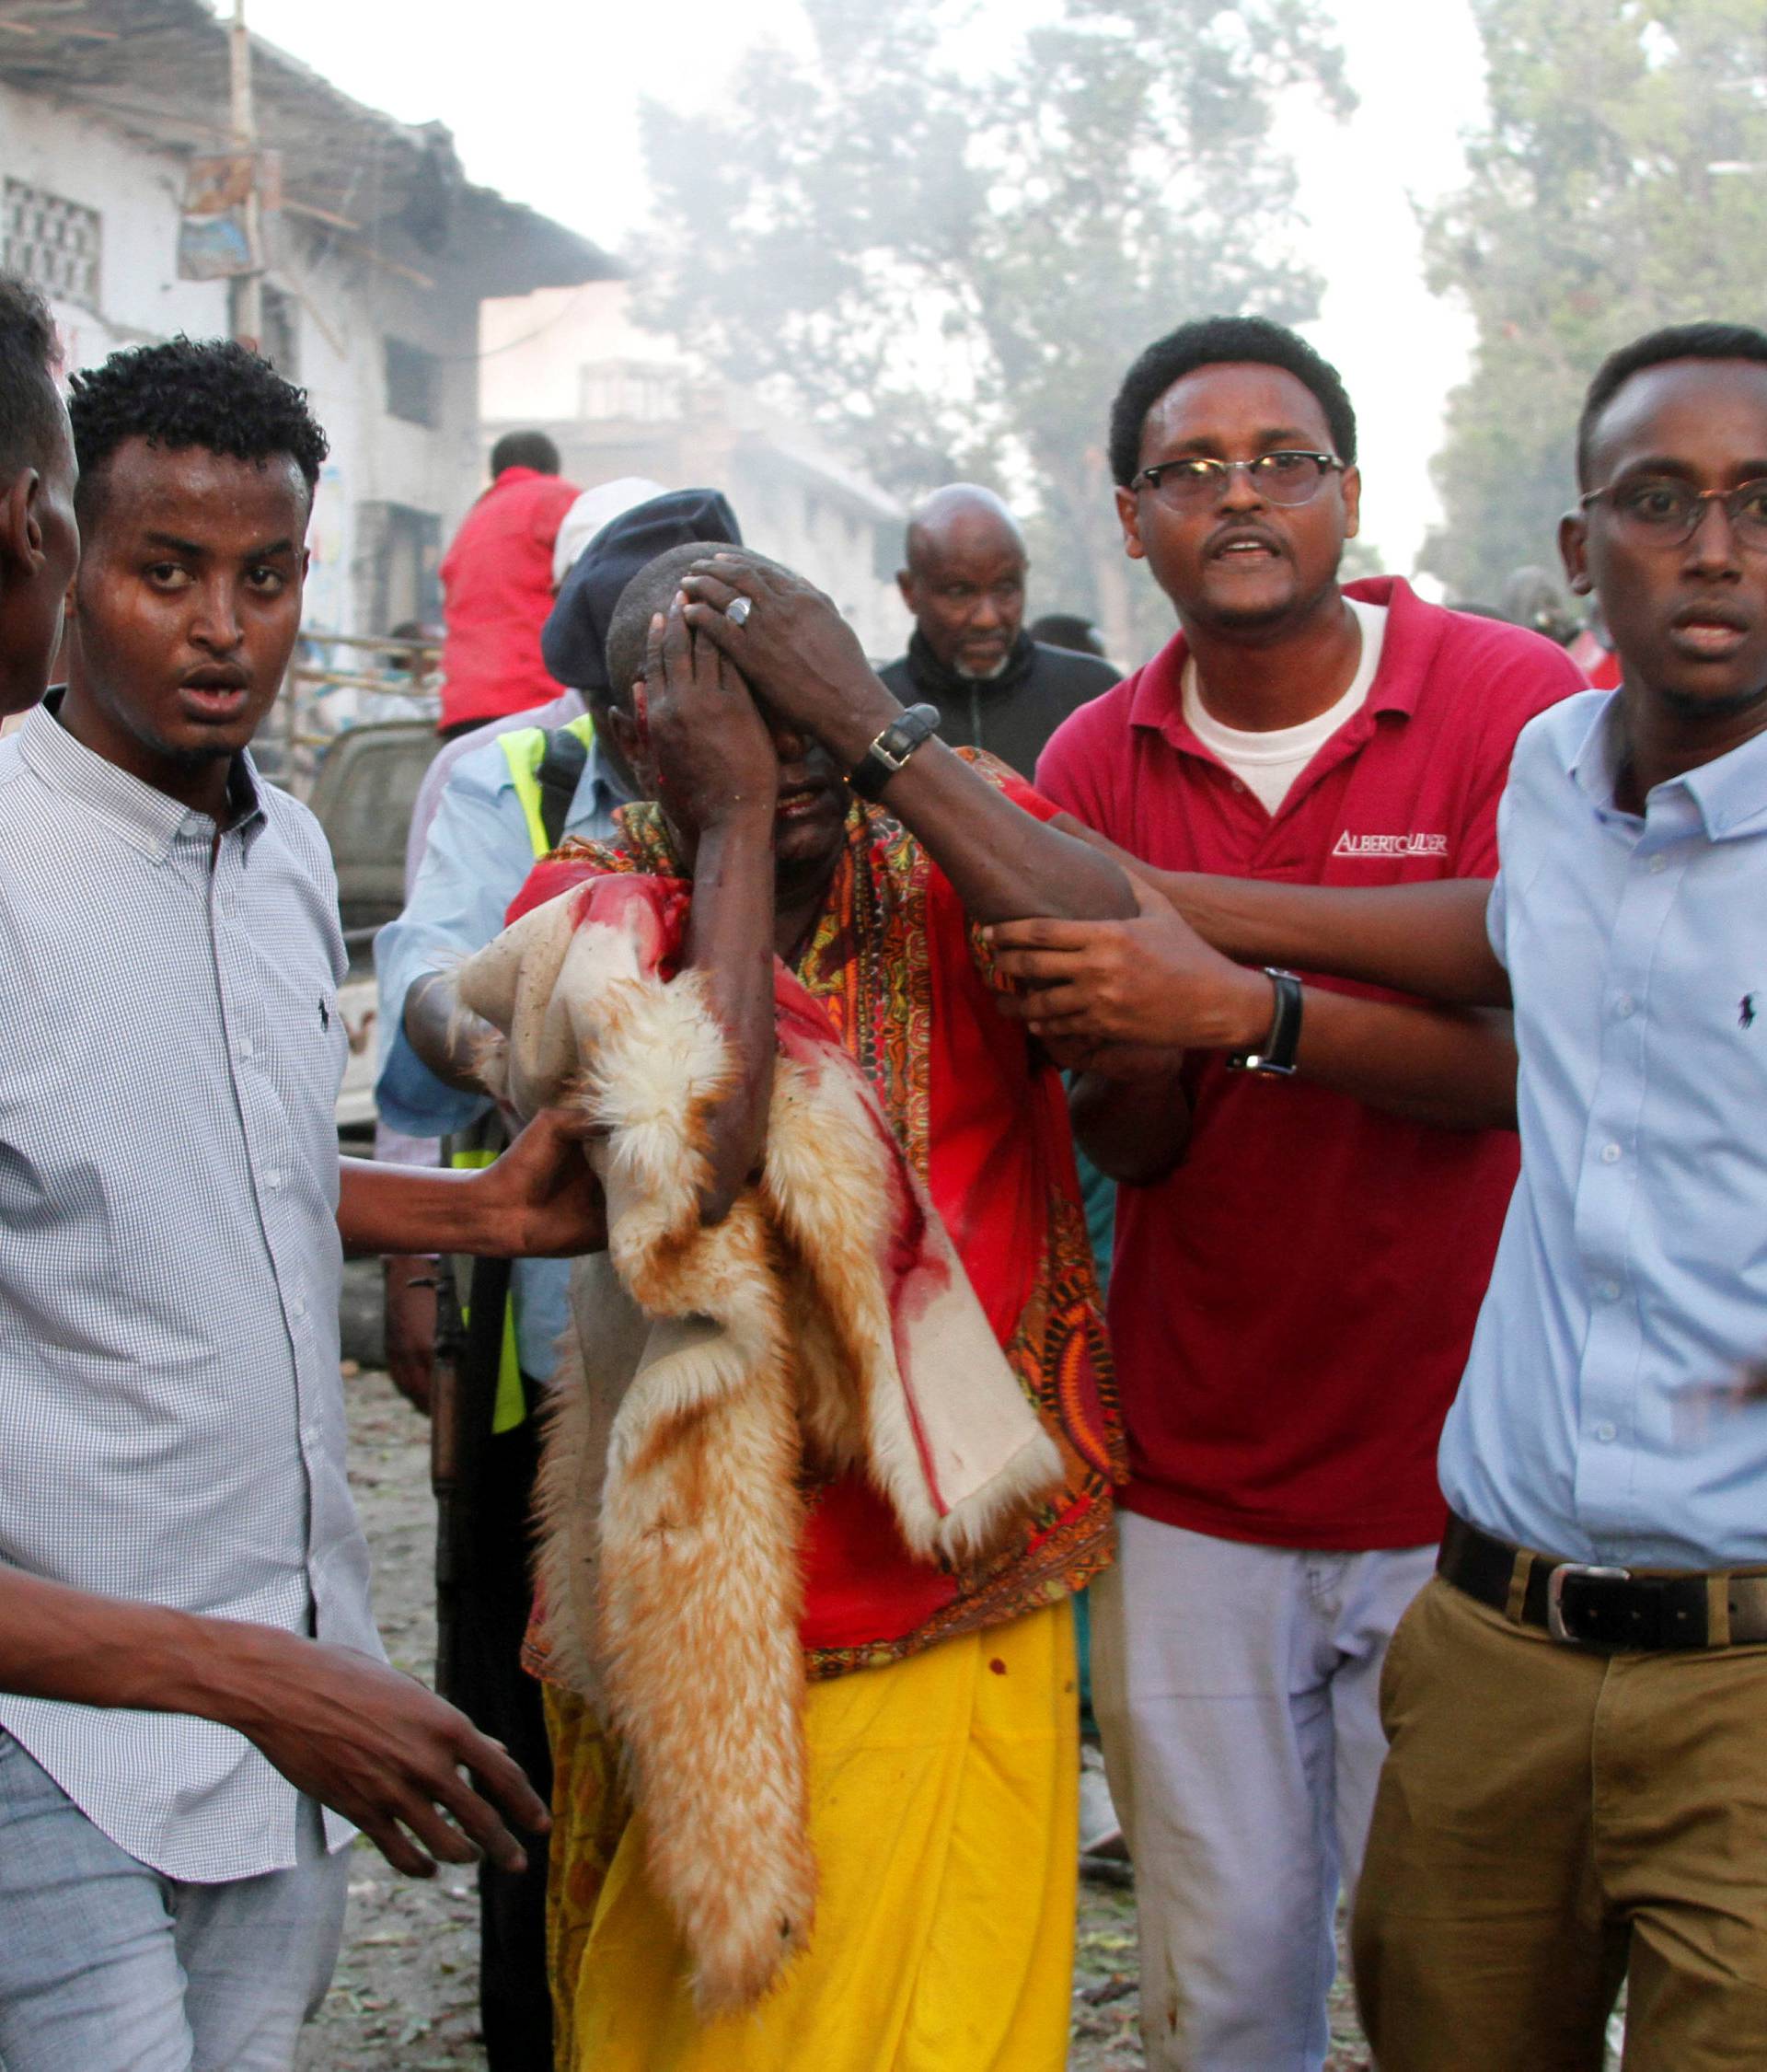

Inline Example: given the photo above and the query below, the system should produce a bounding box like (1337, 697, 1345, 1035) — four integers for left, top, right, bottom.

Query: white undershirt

(1182, 598, 1389, 815)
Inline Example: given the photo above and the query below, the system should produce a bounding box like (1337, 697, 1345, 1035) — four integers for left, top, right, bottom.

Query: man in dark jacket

(881, 483, 1117, 778)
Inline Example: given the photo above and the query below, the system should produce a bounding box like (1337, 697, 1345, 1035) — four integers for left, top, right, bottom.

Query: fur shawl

(460, 874, 1064, 2012)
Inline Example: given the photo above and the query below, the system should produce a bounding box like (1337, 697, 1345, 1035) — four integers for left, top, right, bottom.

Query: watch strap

(849, 702, 941, 800)
(1226, 967, 1303, 1077)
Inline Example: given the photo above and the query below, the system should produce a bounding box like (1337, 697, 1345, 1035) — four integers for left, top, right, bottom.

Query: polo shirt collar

(1569, 689, 1767, 843)
(1127, 574, 1428, 755)
(18, 700, 268, 863)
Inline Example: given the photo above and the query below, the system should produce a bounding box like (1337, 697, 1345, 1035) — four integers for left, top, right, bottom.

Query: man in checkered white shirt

(0, 303, 604, 2070)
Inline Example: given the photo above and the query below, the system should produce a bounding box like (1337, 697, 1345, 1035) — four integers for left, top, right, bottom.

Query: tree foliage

(634, 0, 1350, 654)
(1422, 0, 1767, 604)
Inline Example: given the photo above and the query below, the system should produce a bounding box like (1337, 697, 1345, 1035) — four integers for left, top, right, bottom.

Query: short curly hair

(0, 273, 64, 478)
(1576, 321, 1767, 486)
(1108, 316, 1357, 489)
(68, 336, 328, 523)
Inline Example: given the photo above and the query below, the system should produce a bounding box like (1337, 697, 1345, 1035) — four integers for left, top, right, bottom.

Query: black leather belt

(1438, 1512, 1767, 1650)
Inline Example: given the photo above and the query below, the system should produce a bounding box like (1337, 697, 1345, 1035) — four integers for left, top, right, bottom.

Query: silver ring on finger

(725, 596, 753, 629)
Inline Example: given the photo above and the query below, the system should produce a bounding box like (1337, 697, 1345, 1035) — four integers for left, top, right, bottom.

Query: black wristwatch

(1226, 968, 1303, 1078)
(849, 703, 941, 800)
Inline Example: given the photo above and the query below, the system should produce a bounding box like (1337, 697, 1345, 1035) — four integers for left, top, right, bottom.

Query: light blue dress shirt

(0, 706, 378, 1880)
(1439, 689, 1767, 1568)
(375, 730, 627, 1381)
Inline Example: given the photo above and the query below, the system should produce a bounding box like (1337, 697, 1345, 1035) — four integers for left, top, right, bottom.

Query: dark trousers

(445, 1416, 552, 2069)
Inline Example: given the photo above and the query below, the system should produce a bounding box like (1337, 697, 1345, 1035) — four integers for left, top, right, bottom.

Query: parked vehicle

(306, 721, 445, 1138)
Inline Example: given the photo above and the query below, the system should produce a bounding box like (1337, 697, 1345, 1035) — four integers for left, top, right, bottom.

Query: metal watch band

(849, 702, 941, 801)
(1226, 967, 1303, 1078)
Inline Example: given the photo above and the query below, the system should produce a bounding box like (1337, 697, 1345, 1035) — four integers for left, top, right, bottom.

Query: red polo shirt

(438, 466, 580, 730)
(1035, 577, 1583, 1548)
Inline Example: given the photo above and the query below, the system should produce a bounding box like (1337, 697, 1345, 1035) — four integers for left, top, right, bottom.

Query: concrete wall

(480, 283, 908, 659)
(275, 235, 483, 640)
(480, 282, 681, 420)
(0, 82, 228, 360)
(1, 80, 484, 644)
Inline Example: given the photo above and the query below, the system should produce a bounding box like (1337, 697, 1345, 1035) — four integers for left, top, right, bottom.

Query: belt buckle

(1546, 1562, 1632, 1643)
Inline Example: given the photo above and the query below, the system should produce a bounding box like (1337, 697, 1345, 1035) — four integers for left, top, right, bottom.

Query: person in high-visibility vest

(371, 488, 739, 2071)
(375, 480, 671, 1416)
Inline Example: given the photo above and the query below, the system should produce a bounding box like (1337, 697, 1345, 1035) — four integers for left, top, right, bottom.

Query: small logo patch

(1332, 830, 1449, 859)
(1742, 993, 1758, 1031)
(318, 997, 330, 1033)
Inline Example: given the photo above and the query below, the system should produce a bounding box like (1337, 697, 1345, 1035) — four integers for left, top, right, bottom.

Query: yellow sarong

(545, 1599, 1079, 2072)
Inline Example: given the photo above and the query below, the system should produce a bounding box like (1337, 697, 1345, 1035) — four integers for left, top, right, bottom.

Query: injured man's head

(602, 541, 853, 902)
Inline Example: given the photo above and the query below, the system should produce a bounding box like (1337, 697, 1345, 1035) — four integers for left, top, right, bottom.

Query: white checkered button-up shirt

(0, 703, 380, 1881)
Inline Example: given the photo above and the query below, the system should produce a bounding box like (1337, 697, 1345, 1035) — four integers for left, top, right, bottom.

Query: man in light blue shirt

(967, 321, 1767, 2066)
(1435, 681, 1767, 1573)
(1349, 325, 1767, 2069)
(0, 322, 595, 2072)
(376, 719, 629, 1374)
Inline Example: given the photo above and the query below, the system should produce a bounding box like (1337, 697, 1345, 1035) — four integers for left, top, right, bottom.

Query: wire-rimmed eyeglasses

(1579, 477, 1767, 550)
(1130, 450, 1345, 513)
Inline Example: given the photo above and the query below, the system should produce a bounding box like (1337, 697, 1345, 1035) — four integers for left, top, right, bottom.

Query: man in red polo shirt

(993, 317, 1582, 2072)
(437, 431, 579, 737)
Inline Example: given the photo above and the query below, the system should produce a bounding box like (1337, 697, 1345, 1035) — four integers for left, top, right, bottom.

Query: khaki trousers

(1352, 1575, 1767, 2071)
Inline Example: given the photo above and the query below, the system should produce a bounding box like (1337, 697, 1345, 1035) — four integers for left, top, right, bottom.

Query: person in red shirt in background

(988, 316, 1583, 2072)
(437, 431, 579, 738)
(1568, 596, 1624, 688)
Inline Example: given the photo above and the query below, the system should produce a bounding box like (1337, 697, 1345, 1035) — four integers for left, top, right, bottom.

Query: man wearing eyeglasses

(994, 318, 1767, 2071)
(1336, 321, 1767, 2070)
(1014, 316, 1581, 2070)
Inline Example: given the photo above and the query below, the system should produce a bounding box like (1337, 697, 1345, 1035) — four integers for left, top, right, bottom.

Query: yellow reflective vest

(449, 712, 596, 1433)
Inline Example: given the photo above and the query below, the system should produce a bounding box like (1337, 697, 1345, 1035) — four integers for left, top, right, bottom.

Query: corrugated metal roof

(0, 0, 619, 295)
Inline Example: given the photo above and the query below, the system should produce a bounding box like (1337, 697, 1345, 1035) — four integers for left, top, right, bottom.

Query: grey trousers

(1091, 1510, 1436, 2072)
(0, 1729, 348, 2072)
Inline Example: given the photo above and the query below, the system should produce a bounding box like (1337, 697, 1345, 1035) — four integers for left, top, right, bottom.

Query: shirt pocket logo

(1331, 830, 1449, 859)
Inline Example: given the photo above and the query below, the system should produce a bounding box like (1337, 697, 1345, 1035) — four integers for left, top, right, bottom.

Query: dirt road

(299, 1364, 1372, 2069)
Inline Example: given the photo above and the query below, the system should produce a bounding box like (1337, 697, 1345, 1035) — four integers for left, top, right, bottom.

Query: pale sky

(244, 0, 1490, 576)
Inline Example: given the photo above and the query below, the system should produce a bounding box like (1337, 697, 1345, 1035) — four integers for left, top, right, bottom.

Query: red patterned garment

(513, 753, 1124, 1679)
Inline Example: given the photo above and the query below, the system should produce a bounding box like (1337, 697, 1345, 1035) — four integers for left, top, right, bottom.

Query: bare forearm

(1166, 871, 1507, 1008)
(1070, 1066, 1191, 1184)
(795, 678, 1133, 922)
(0, 1571, 550, 1879)
(1146, 961, 1519, 1129)
(673, 565, 1132, 923)
(1291, 992, 1518, 1130)
(885, 741, 1136, 922)
(338, 1142, 606, 1259)
(987, 852, 1515, 1130)
(1048, 817, 1507, 1005)
(0, 1568, 290, 1719)
(339, 1158, 508, 1256)
(684, 814, 777, 1223)
(404, 972, 496, 1094)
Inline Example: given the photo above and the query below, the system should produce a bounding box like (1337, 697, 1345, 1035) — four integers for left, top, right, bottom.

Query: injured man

(455, 543, 1132, 2072)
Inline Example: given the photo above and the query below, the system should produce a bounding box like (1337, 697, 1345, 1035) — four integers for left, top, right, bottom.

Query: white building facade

(0, 0, 613, 651)
(480, 283, 907, 660)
